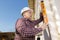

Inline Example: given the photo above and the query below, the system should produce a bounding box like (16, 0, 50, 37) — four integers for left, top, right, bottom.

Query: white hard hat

(21, 7, 33, 15)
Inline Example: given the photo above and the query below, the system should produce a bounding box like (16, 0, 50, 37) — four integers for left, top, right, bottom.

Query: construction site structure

(28, 0, 60, 40)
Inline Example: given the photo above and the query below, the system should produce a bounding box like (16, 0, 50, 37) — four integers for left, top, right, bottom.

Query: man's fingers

(41, 23, 48, 30)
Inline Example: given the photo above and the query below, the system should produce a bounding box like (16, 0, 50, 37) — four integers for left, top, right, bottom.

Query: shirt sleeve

(32, 17, 43, 26)
(32, 27, 42, 35)
(15, 19, 26, 34)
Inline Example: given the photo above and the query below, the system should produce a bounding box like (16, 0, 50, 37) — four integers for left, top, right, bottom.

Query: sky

(0, 0, 28, 32)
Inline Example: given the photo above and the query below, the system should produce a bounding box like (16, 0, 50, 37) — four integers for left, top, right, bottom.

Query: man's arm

(15, 18, 44, 35)
(32, 12, 43, 25)
(15, 18, 26, 34)
(33, 23, 48, 35)
(32, 18, 43, 25)
(32, 27, 42, 35)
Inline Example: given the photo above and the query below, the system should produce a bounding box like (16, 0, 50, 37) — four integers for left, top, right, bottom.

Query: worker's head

(21, 7, 33, 19)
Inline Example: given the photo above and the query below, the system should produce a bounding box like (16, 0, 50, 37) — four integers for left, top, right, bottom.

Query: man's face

(23, 10, 32, 19)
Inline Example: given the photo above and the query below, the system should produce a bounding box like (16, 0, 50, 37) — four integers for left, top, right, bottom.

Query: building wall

(28, 0, 60, 40)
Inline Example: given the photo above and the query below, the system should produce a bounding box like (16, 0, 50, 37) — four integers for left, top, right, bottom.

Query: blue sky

(0, 0, 28, 32)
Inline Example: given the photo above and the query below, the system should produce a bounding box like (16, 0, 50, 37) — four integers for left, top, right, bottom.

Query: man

(14, 7, 47, 40)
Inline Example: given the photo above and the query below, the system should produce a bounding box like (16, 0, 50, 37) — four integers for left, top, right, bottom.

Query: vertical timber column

(40, 0, 52, 40)
(28, 0, 35, 20)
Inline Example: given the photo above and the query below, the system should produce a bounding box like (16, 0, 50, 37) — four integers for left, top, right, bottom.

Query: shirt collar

(23, 17, 32, 22)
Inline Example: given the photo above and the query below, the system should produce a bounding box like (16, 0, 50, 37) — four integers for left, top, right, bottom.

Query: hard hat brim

(22, 9, 33, 15)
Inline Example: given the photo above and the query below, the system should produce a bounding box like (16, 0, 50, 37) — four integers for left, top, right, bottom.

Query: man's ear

(23, 13, 25, 17)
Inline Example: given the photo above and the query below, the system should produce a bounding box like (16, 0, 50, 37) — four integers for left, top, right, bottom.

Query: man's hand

(38, 23, 48, 31)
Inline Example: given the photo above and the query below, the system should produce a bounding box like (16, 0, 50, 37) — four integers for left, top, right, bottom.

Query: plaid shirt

(14, 17, 43, 40)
